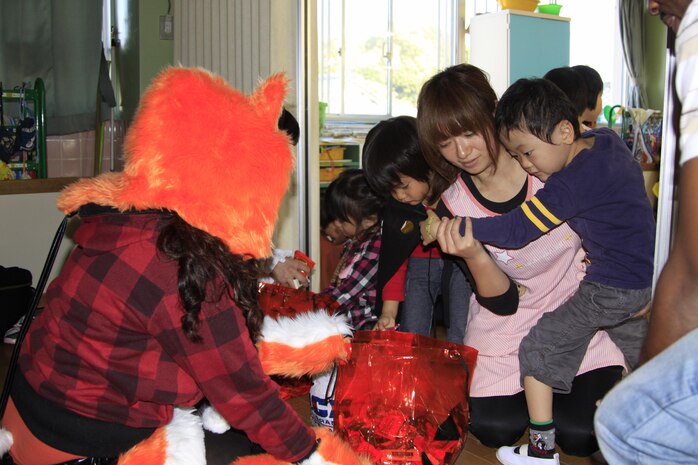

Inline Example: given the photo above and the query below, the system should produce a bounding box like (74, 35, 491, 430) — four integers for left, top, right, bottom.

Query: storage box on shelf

(318, 138, 362, 189)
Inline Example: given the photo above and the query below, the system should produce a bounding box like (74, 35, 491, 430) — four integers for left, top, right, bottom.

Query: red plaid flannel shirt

(19, 210, 315, 461)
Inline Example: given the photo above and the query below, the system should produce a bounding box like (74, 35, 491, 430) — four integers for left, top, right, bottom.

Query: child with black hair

(571, 65, 603, 128)
(320, 169, 385, 329)
(318, 182, 348, 289)
(544, 66, 604, 130)
(444, 78, 654, 465)
(362, 115, 472, 343)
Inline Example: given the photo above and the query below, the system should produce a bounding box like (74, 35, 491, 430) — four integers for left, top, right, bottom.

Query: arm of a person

(157, 299, 316, 462)
(435, 215, 512, 302)
(640, 158, 698, 363)
(431, 201, 518, 315)
(468, 180, 575, 248)
(375, 300, 399, 330)
(375, 260, 406, 330)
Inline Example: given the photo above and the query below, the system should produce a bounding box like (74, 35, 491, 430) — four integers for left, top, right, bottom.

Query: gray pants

(519, 280, 650, 393)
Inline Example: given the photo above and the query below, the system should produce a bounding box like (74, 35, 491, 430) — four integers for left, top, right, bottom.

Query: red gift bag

(258, 282, 340, 318)
(334, 330, 477, 465)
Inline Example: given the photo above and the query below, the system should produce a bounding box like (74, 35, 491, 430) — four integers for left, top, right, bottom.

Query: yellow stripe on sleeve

(530, 196, 562, 225)
(521, 203, 550, 233)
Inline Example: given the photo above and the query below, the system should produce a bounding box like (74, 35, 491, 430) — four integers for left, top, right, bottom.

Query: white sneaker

(496, 445, 560, 465)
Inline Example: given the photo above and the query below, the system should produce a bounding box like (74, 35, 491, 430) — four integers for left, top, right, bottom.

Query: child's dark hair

(495, 78, 581, 144)
(320, 181, 336, 230)
(362, 116, 447, 203)
(572, 65, 603, 112)
(543, 67, 588, 117)
(278, 107, 300, 146)
(324, 168, 384, 233)
(417, 64, 500, 184)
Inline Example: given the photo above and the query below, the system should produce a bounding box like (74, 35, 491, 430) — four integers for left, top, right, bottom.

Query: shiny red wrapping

(334, 330, 478, 465)
(257, 282, 340, 318)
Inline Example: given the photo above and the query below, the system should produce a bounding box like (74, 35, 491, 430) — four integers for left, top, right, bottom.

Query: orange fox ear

(250, 73, 289, 128)
(256, 311, 352, 378)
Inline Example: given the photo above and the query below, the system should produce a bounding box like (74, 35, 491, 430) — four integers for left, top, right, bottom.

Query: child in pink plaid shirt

(321, 169, 384, 329)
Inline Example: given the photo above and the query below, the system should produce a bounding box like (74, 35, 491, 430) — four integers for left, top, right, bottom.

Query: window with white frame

(318, 0, 463, 123)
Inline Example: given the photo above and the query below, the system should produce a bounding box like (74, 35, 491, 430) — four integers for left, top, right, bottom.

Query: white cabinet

(469, 10, 571, 97)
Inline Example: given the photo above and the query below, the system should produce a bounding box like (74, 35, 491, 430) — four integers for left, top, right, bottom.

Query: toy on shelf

(621, 108, 662, 166)
(0, 79, 46, 180)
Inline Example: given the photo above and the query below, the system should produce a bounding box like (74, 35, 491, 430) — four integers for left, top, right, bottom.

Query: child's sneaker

(496, 445, 560, 465)
(4, 315, 25, 344)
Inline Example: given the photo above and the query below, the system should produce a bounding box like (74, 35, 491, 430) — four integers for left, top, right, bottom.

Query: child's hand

(374, 315, 397, 331)
(437, 217, 486, 261)
(374, 300, 399, 330)
(632, 302, 651, 319)
(420, 210, 441, 245)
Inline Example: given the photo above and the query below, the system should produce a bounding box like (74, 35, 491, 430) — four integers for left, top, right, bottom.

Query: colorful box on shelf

(319, 166, 344, 182)
(320, 146, 345, 161)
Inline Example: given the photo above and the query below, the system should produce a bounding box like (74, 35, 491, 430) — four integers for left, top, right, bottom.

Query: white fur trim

(164, 408, 206, 465)
(0, 428, 13, 456)
(200, 404, 231, 434)
(260, 311, 352, 347)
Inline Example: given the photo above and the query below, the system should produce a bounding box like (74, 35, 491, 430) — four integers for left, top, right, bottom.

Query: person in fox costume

(0, 67, 365, 465)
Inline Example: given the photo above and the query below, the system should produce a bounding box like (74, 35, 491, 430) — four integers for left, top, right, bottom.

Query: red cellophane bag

(257, 282, 342, 398)
(258, 281, 340, 318)
(334, 330, 478, 465)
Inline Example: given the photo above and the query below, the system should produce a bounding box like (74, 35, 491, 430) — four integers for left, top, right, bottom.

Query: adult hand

(436, 216, 486, 261)
(271, 258, 311, 288)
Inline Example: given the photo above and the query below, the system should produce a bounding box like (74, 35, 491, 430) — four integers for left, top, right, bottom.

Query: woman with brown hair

(417, 64, 626, 459)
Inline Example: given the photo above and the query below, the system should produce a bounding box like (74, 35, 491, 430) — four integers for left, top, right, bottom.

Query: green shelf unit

(1, 78, 47, 179)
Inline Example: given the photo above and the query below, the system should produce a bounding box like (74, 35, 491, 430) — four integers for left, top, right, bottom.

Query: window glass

(318, 0, 459, 122)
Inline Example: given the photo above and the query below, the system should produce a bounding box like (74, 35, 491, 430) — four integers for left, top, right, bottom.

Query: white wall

(1, 192, 76, 287)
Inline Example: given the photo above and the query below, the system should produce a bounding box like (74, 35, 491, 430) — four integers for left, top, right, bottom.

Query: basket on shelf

(538, 2, 562, 15)
(498, 0, 539, 11)
(319, 146, 346, 183)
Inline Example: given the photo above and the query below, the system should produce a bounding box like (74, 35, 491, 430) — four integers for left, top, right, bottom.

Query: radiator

(173, 0, 272, 93)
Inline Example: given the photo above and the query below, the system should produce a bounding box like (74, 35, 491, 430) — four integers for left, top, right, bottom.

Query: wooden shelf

(0, 177, 78, 195)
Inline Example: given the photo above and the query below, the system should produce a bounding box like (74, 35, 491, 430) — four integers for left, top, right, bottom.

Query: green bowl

(538, 4, 562, 15)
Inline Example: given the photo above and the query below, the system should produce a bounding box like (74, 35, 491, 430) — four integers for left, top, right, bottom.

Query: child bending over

(362, 115, 472, 342)
(428, 78, 654, 465)
(321, 169, 385, 330)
